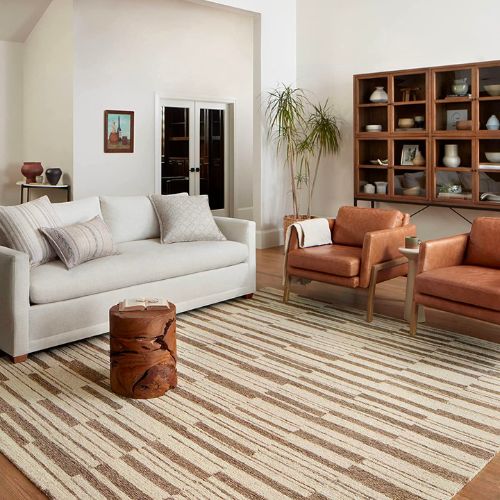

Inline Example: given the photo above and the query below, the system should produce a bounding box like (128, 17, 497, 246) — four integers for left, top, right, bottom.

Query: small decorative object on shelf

(398, 118, 415, 129)
(485, 152, 500, 162)
(400, 87, 419, 102)
(364, 183, 375, 194)
(414, 115, 425, 128)
(21, 162, 43, 184)
(401, 144, 419, 165)
(452, 78, 469, 96)
(456, 119, 472, 130)
(443, 144, 461, 168)
(45, 168, 62, 185)
(369, 86, 388, 103)
(446, 109, 468, 130)
(374, 181, 387, 194)
(484, 84, 500, 96)
(412, 150, 425, 166)
(365, 124, 382, 132)
(486, 114, 500, 130)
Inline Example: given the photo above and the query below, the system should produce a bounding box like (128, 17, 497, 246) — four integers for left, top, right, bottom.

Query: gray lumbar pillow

(40, 216, 117, 269)
(0, 196, 62, 266)
(150, 195, 226, 244)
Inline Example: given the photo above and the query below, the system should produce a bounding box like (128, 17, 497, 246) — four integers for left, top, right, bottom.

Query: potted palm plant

(266, 85, 341, 235)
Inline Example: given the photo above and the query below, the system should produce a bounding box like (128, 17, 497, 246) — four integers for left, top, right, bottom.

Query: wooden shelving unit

(354, 60, 500, 210)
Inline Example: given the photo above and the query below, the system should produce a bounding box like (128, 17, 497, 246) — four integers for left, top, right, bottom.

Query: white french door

(158, 98, 231, 216)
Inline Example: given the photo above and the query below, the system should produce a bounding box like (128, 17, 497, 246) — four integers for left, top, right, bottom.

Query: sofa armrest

(214, 216, 256, 273)
(0, 246, 30, 357)
(359, 224, 416, 288)
(418, 233, 469, 273)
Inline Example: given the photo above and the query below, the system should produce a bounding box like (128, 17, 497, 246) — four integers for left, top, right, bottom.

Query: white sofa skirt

(29, 262, 253, 353)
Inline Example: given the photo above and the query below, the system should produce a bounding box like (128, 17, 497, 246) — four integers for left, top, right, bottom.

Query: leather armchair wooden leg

(366, 257, 408, 323)
(283, 274, 291, 303)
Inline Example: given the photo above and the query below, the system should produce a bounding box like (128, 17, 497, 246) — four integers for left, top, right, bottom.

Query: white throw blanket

(283, 218, 332, 284)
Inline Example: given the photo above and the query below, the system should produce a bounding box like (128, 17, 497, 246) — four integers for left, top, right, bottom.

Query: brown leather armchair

(284, 206, 416, 321)
(411, 217, 500, 335)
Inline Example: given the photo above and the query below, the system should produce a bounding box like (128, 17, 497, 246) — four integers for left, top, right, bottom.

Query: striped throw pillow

(0, 196, 62, 266)
(40, 216, 117, 269)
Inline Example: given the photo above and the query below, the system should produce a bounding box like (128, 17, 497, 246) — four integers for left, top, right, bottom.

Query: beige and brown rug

(0, 288, 499, 499)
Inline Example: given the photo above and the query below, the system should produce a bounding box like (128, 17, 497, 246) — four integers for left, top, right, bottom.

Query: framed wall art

(104, 110, 134, 153)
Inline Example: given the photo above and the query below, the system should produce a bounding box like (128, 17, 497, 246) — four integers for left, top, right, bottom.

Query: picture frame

(446, 109, 468, 130)
(401, 144, 419, 166)
(104, 110, 134, 153)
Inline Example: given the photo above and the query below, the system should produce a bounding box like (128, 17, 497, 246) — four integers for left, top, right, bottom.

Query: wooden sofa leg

(11, 354, 28, 364)
(242, 293, 254, 299)
(409, 300, 418, 336)
(283, 274, 291, 303)
(366, 268, 377, 322)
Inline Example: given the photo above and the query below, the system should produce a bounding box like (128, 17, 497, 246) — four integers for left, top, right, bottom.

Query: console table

(17, 181, 71, 204)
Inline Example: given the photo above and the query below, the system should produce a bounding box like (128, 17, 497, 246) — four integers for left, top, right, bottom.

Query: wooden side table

(109, 304, 177, 399)
(17, 181, 71, 204)
(399, 247, 425, 323)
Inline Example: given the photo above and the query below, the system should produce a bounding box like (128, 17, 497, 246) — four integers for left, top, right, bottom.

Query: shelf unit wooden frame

(354, 60, 500, 211)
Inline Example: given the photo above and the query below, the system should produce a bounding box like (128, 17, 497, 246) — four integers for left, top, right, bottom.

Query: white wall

(73, 0, 254, 218)
(297, 0, 500, 240)
(23, 0, 73, 199)
(0, 41, 23, 205)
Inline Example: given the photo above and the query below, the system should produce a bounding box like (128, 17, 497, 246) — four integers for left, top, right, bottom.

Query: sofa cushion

(40, 216, 117, 269)
(415, 265, 500, 312)
(464, 217, 500, 269)
(52, 197, 102, 226)
(100, 195, 165, 244)
(0, 196, 62, 266)
(332, 206, 405, 247)
(30, 239, 248, 304)
(288, 244, 362, 277)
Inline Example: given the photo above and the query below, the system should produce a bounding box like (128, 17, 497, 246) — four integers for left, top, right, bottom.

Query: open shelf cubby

(354, 59, 500, 210)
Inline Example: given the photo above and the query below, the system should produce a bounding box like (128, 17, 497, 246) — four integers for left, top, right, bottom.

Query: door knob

(189, 168, 195, 172)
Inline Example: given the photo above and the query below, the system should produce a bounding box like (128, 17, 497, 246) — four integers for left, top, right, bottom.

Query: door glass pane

(161, 107, 190, 195)
(200, 109, 225, 210)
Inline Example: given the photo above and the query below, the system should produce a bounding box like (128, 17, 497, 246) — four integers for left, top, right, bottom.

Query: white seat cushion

(30, 239, 248, 304)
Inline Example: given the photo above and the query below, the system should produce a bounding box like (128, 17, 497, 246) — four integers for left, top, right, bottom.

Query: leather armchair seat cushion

(332, 206, 405, 247)
(30, 239, 248, 304)
(416, 265, 500, 312)
(464, 217, 500, 269)
(288, 244, 362, 277)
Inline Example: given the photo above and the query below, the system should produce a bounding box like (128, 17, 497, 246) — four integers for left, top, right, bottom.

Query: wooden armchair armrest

(359, 224, 416, 288)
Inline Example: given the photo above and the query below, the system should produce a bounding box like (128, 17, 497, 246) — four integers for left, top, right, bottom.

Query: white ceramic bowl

(485, 152, 500, 162)
(403, 186, 421, 196)
(398, 118, 415, 129)
(484, 84, 500, 96)
(365, 124, 382, 132)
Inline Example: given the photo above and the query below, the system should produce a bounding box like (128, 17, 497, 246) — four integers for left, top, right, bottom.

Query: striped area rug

(0, 289, 499, 500)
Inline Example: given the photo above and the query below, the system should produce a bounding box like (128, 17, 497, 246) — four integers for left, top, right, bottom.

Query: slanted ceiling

(0, 0, 51, 42)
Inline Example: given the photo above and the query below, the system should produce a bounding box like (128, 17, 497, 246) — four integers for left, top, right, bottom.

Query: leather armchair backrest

(333, 206, 407, 247)
(464, 217, 500, 268)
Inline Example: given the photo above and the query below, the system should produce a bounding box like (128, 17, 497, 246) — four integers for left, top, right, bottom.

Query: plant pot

(283, 214, 313, 239)
(21, 162, 43, 184)
(45, 168, 62, 185)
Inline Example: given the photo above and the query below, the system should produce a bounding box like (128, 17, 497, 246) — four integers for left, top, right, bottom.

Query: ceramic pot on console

(369, 87, 388, 103)
(45, 168, 62, 186)
(443, 144, 461, 168)
(21, 162, 43, 184)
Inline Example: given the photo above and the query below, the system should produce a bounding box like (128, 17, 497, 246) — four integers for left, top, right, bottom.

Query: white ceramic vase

(443, 144, 461, 168)
(370, 86, 388, 103)
(363, 183, 375, 194)
(452, 78, 468, 96)
(486, 114, 500, 130)
(374, 181, 388, 194)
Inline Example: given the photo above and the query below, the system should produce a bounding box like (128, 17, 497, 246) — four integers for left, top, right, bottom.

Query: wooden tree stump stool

(109, 304, 177, 399)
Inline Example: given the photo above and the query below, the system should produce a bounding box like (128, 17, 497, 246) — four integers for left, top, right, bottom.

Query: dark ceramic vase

(45, 168, 62, 186)
(21, 162, 43, 184)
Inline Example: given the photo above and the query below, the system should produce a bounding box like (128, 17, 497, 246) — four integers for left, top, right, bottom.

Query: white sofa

(0, 195, 256, 361)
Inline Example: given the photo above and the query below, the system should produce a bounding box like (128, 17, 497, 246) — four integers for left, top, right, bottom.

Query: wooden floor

(0, 246, 498, 499)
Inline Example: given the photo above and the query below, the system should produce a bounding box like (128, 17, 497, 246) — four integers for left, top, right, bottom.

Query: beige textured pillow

(0, 196, 62, 266)
(150, 195, 226, 244)
(40, 216, 117, 269)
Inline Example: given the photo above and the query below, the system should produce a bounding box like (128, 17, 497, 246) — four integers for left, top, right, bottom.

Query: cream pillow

(150, 195, 226, 244)
(40, 216, 117, 269)
(0, 196, 62, 266)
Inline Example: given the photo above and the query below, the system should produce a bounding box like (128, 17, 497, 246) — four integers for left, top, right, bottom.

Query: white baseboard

(256, 227, 282, 249)
(235, 206, 253, 220)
